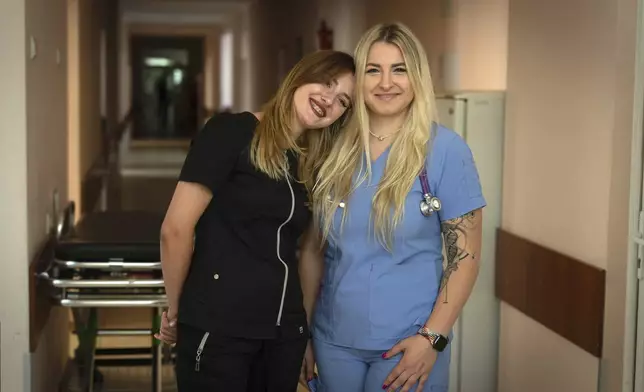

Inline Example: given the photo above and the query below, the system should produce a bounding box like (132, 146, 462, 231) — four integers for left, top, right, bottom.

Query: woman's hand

(154, 309, 178, 346)
(382, 335, 437, 392)
(299, 340, 316, 389)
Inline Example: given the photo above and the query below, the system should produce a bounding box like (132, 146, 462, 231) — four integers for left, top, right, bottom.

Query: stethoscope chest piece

(419, 164, 441, 217)
(420, 194, 441, 217)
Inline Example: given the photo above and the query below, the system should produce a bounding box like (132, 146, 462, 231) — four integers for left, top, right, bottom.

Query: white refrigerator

(434, 91, 505, 392)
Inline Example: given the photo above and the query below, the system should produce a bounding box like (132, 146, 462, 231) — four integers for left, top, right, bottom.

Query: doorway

(130, 35, 205, 144)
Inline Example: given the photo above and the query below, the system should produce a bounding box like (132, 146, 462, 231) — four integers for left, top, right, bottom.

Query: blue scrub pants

(313, 338, 448, 392)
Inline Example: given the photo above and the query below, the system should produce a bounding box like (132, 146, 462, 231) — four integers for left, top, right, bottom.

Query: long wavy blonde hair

(250, 50, 355, 193)
(312, 23, 437, 250)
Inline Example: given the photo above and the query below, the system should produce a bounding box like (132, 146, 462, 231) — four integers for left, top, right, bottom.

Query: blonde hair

(312, 23, 437, 249)
(250, 50, 355, 193)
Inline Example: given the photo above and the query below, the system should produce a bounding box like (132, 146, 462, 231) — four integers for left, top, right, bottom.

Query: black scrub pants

(175, 322, 308, 392)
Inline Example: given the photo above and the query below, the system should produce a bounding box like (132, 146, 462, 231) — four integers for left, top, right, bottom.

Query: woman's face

(363, 42, 414, 117)
(292, 72, 355, 130)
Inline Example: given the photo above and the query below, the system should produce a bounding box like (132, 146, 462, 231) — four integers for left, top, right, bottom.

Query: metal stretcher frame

(39, 202, 171, 392)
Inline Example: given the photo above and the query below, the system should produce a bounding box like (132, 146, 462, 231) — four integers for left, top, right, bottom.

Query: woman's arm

(424, 208, 483, 335)
(161, 113, 255, 318)
(160, 181, 212, 318)
(298, 222, 325, 384)
(382, 135, 485, 391)
(382, 208, 483, 391)
(298, 222, 325, 325)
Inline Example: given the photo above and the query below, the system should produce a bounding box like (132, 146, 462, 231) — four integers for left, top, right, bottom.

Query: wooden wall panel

(495, 228, 606, 357)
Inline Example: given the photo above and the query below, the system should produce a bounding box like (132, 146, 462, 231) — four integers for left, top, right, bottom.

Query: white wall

(499, 0, 638, 390)
(27, 0, 71, 391)
(68, 0, 106, 215)
(317, 0, 366, 55)
(363, 0, 508, 93)
(449, 0, 508, 90)
(0, 0, 30, 391)
(365, 0, 449, 91)
(1, 0, 71, 390)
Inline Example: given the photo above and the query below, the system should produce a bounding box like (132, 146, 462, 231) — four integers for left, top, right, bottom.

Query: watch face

(418, 328, 449, 352)
(433, 335, 448, 352)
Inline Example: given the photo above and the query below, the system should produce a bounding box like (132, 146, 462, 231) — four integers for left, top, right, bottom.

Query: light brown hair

(250, 50, 355, 193)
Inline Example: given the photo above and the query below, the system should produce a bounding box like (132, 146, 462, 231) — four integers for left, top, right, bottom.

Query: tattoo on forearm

(439, 211, 477, 303)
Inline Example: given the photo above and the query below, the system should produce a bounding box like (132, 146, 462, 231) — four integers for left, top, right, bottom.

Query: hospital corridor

(1, 0, 644, 391)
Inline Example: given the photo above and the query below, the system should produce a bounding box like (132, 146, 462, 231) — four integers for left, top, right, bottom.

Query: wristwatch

(417, 327, 449, 352)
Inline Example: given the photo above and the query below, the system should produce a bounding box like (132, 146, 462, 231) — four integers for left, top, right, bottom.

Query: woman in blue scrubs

(299, 23, 486, 392)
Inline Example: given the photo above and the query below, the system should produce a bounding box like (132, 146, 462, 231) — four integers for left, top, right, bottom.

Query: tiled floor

(67, 363, 309, 391)
(67, 365, 177, 392)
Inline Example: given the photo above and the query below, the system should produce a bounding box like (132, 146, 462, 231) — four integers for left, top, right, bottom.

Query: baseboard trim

(130, 138, 190, 149)
(120, 167, 181, 178)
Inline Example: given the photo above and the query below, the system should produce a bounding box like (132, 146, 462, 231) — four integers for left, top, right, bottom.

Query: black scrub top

(177, 111, 311, 340)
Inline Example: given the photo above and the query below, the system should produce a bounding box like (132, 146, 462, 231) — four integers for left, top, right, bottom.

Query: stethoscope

(419, 164, 441, 217)
(328, 164, 441, 216)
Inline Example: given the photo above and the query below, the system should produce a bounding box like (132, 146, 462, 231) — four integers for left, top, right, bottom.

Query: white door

(635, 235, 644, 392)
(634, 82, 644, 392)
(628, 1, 644, 390)
(630, 99, 644, 392)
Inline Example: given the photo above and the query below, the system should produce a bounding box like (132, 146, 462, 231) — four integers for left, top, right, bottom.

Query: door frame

(129, 34, 205, 143)
(624, 0, 644, 389)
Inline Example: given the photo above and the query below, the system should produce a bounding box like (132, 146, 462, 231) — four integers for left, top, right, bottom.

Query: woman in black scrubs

(155, 50, 355, 391)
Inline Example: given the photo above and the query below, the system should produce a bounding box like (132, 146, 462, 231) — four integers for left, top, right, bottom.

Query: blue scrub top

(312, 125, 487, 353)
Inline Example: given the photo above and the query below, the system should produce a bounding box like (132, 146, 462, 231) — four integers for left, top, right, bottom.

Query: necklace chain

(369, 128, 401, 141)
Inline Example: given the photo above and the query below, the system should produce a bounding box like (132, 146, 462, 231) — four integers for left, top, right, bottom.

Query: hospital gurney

(39, 202, 170, 392)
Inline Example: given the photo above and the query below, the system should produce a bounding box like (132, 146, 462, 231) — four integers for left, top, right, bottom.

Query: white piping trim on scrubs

(275, 172, 295, 326)
(194, 331, 209, 371)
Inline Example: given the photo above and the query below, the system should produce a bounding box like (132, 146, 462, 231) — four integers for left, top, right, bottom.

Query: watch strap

(417, 327, 449, 351)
